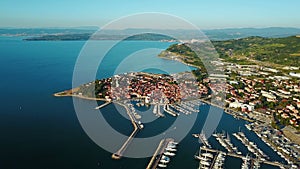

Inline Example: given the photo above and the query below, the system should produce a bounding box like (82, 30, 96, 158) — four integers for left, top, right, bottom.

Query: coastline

(198, 98, 255, 123)
(53, 91, 108, 101)
(54, 90, 300, 149)
(54, 89, 254, 123)
(158, 54, 202, 69)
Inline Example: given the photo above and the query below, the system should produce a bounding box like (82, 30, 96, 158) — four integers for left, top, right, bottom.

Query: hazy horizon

(1, 26, 300, 30)
(1, 0, 300, 29)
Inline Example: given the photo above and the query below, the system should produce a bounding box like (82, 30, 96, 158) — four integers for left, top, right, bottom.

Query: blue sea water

(0, 36, 283, 169)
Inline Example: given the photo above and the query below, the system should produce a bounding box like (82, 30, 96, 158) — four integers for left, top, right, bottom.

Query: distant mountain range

(1, 27, 300, 41)
(205, 27, 300, 40)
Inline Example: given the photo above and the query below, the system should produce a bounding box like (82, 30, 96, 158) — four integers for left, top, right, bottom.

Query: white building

(229, 101, 242, 108)
(289, 72, 300, 78)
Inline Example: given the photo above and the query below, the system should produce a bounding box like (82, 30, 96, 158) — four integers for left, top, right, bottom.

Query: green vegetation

(160, 43, 208, 81)
(76, 79, 111, 98)
(167, 43, 197, 57)
(161, 36, 300, 74)
(212, 36, 300, 66)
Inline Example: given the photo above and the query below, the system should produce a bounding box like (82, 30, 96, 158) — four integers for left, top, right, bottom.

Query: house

(281, 113, 289, 119)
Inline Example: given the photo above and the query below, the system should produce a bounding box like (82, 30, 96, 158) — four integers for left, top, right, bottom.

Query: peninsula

(54, 35, 300, 167)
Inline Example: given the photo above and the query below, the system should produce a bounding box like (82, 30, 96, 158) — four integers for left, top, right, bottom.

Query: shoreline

(158, 55, 202, 69)
(54, 90, 253, 122)
(53, 92, 108, 101)
(54, 92, 300, 147)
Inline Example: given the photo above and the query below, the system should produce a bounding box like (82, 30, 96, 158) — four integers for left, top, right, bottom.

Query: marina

(213, 132, 241, 155)
(233, 132, 268, 160)
(168, 100, 201, 116)
(250, 122, 300, 166)
(111, 99, 293, 167)
(199, 147, 286, 169)
(97, 98, 294, 168)
(193, 132, 212, 148)
(146, 138, 178, 169)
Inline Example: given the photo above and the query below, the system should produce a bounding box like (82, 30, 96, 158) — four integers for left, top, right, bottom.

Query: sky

(1, 0, 300, 29)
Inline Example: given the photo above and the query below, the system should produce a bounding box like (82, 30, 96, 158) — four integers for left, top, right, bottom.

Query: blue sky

(1, 0, 300, 29)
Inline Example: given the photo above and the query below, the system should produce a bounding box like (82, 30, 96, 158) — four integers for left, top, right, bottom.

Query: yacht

(167, 144, 176, 149)
(194, 155, 211, 161)
(200, 161, 211, 166)
(165, 147, 177, 152)
(158, 163, 167, 168)
(241, 155, 250, 169)
(164, 151, 175, 156)
(170, 141, 178, 145)
(253, 160, 260, 169)
(192, 134, 199, 138)
(202, 153, 213, 159)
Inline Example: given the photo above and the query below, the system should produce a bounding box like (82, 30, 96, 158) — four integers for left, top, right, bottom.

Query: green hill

(212, 36, 300, 66)
(162, 36, 300, 67)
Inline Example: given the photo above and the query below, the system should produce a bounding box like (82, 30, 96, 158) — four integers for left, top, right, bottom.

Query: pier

(94, 101, 111, 109)
(213, 132, 240, 154)
(153, 104, 165, 117)
(233, 132, 268, 160)
(146, 138, 174, 169)
(209, 152, 219, 169)
(195, 133, 211, 148)
(112, 102, 140, 160)
(112, 128, 139, 159)
(163, 104, 178, 117)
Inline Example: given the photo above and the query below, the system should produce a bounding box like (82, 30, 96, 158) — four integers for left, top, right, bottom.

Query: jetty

(233, 132, 268, 160)
(94, 101, 111, 109)
(112, 102, 140, 160)
(111, 127, 139, 159)
(163, 104, 178, 117)
(209, 152, 219, 169)
(153, 104, 165, 117)
(193, 132, 211, 148)
(213, 132, 241, 154)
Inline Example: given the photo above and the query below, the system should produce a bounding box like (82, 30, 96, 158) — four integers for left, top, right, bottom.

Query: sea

(0, 36, 284, 169)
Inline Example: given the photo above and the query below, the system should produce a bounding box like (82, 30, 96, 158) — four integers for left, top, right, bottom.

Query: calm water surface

(0, 36, 283, 169)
